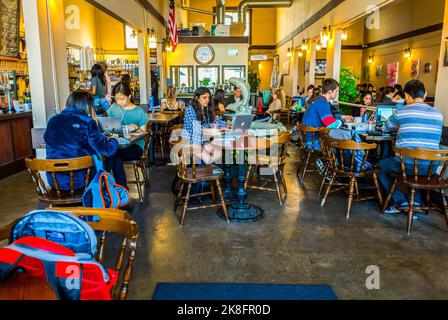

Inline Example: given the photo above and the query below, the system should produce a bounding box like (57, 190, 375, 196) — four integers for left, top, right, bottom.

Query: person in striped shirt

(378, 80, 443, 214)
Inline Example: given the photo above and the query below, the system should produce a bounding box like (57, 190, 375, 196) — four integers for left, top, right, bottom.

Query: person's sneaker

(384, 205, 401, 214)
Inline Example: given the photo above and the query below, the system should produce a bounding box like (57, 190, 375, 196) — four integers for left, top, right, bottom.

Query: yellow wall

(251, 8, 276, 46)
(342, 50, 363, 79)
(435, 0, 448, 124)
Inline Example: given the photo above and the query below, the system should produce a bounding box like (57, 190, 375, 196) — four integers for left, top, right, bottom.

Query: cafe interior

(1, 0, 448, 301)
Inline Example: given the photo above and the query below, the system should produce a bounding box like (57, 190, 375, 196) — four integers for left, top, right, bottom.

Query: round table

(212, 134, 270, 223)
(0, 272, 58, 300)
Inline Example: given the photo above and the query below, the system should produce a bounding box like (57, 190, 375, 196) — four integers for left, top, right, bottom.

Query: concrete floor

(1, 146, 448, 300)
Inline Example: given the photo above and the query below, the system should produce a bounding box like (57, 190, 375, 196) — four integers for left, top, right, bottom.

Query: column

(137, 32, 151, 105)
(292, 50, 299, 96)
(435, 1, 448, 125)
(305, 43, 317, 87)
(326, 29, 343, 82)
(22, 0, 69, 128)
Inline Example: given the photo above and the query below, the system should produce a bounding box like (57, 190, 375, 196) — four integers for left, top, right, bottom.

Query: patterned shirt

(182, 105, 228, 145)
(385, 102, 443, 164)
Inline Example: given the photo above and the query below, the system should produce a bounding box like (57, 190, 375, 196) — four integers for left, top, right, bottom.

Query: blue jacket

(44, 107, 119, 191)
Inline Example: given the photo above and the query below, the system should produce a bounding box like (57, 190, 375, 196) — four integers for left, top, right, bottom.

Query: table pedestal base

(218, 204, 264, 223)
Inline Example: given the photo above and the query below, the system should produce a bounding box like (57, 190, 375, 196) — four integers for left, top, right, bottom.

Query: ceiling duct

(181, 0, 226, 24)
(238, 0, 292, 33)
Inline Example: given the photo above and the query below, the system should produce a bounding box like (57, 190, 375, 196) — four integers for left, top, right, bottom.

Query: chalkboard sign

(0, 0, 20, 57)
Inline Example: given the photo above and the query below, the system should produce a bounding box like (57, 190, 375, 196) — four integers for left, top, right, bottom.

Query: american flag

(168, 0, 178, 51)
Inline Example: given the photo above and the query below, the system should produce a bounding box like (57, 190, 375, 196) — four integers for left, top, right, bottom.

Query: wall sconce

(297, 51, 303, 57)
(320, 25, 332, 46)
(286, 47, 293, 57)
(367, 55, 374, 64)
(148, 28, 157, 49)
(165, 42, 173, 53)
(315, 42, 322, 51)
(403, 48, 412, 59)
(341, 29, 348, 41)
(300, 38, 309, 51)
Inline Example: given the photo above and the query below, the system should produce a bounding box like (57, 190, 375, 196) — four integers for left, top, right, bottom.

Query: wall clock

(194, 44, 215, 65)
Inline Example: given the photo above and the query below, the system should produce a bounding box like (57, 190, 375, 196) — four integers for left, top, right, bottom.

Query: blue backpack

(82, 154, 130, 208)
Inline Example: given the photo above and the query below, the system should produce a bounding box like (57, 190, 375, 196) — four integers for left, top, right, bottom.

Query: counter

(0, 111, 33, 179)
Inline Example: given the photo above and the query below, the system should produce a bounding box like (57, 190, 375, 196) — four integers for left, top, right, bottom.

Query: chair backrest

(296, 124, 322, 151)
(318, 128, 331, 160)
(173, 143, 201, 179)
(393, 146, 448, 183)
(268, 131, 291, 166)
(323, 137, 377, 173)
(25, 156, 94, 200)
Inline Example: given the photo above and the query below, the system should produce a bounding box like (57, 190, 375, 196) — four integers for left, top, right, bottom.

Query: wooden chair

(321, 137, 383, 219)
(279, 109, 291, 125)
(0, 207, 138, 300)
(296, 124, 323, 184)
(381, 147, 448, 234)
(245, 132, 291, 206)
(25, 156, 94, 206)
(125, 133, 151, 203)
(317, 128, 333, 196)
(173, 144, 229, 226)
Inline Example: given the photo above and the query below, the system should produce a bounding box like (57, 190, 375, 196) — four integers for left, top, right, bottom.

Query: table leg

(218, 163, 264, 223)
(149, 123, 155, 165)
(222, 164, 235, 201)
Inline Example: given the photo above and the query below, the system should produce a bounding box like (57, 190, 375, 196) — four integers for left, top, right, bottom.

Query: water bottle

(297, 98, 303, 111)
(149, 96, 154, 114)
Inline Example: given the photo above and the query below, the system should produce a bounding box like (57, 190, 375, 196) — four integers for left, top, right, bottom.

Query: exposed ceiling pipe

(180, 5, 215, 16)
(238, 0, 292, 33)
(216, 0, 226, 25)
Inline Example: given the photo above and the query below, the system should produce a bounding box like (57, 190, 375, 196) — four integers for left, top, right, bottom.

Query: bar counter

(0, 111, 34, 179)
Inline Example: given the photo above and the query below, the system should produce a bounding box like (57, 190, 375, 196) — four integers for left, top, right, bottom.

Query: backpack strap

(0, 250, 25, 282)
(92, 154, 104, 171)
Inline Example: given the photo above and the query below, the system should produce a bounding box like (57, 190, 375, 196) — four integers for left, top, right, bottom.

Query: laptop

(97, 117, 123, 137)
(232, 115, 254, 134)
(375, 105, 397, 124)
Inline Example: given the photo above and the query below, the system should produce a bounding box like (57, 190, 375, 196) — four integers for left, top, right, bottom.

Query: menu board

(0, 0, 20, 57)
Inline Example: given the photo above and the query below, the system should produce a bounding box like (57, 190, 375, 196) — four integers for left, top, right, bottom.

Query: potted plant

(338, 66, 360, 115)
(248, 68, 261, 94)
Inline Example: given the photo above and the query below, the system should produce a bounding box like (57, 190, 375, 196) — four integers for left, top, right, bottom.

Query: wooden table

(0, 272, 58, 300)
(147, 113, 181, 163)
(118, 132, 149, 149)
(212, 134, 270, 223)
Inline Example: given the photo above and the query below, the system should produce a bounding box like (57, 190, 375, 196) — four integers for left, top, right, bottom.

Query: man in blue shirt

(379, 80, 443, 214)
(302, 78, 342, 149)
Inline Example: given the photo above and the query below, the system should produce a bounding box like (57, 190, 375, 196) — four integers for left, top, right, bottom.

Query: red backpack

(0, 237, 118, 300)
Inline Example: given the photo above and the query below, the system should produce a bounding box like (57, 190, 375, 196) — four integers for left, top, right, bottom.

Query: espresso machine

(0, 72, 13, 113)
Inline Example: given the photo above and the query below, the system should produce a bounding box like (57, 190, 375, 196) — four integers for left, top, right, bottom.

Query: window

(170, 66, 194, 89)
(124, 25, 138, 50)
(223, 11, 250, 37)
(222, 66, 246, 83)
(196, 66, 219, 89)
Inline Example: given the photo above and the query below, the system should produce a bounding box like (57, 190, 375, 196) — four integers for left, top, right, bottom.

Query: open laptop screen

(376, 105, 397, 123)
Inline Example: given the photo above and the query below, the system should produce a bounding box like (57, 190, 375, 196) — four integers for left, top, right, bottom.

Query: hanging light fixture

(300, 38, 308, 51)
(297, 51, 303, 57)
(286, 47, 292, 57)
(130, 29, 137, 39)
(320, 25, 331, 45)
(148, 28, 157, 49)
(341, 29, 348, 41)
(368, 55, 374, 64)
(403, 48, 412, 59)
(165, 41, 173, 52)
(315, 41, 322, 51)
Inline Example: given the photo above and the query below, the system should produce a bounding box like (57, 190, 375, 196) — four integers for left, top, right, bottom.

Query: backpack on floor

(0, 236, 118, 300)
(82, 154, 130, 208)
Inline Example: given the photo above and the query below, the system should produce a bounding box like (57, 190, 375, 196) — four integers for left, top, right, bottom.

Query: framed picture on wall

(444, 38, 448, 67)
(363, 66, 370, 82)
(376, 65, 383, 77)
(411, 60, 420, 79)
(315, 59, 326, 76)
(386, 62, 399, 86)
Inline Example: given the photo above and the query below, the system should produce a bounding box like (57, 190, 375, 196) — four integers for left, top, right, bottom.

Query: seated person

(352, 91, 373, 118)
(213, 89, 227, 114)
(379, 80, 443, 214)
(380, 86, 396, 104)
(161, 85, 184, 111)
(105, 82, 148, 190)
(121, 74, 134, 103)
(257, 89, 283, 123)
(225, 85, 242, 107)
(44, 90, 119, 190)
(302, 78, 342, 149)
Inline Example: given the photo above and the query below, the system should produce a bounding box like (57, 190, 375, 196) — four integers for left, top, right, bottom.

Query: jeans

(105, 144, 143, 189)
(378, 157, 431, 205)
(93, 98, 110, 115)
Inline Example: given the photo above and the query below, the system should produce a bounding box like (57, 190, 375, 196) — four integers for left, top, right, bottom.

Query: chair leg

(440, 189, 448, 226)
(372, 173, 384, 206)
(180, 183, 192, 227)
(381, 178, 398, 214)
(174, 182, 185, 212)
(318, 164, 330, 197)
(300, 153, 311, 184)
(279, 168, 288, 194)
(407, 188, 416, 235)
(296, 153, 306, 179)
(273, 169, 283, 206)
(210, 181, 216, 203)
(245, 165, 253, 190)
(346, 177, 356, 219)
(321, 172, 336, 207)
(142, 161, 150, 186)
(133, 164, 143, 203)
(216, 180, 229, 223)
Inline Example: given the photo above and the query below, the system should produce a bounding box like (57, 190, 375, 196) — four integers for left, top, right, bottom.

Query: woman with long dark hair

(89, 63, 109, 115)
(105, 81, 148, 189)
(44, 89, 119, 190)
(213, 89, 227, 113)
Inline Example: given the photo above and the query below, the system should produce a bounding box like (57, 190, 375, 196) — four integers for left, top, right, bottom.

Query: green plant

(338, 66, 360, 114)
(248, 68, 261, 93)
(199, 77, 211, 87)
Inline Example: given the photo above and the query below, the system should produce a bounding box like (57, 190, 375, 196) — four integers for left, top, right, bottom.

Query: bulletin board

(0, 0, 20, 57)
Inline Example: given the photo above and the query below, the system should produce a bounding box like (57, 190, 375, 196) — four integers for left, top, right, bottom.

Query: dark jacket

(44, 107, 119, 191)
